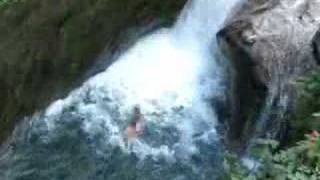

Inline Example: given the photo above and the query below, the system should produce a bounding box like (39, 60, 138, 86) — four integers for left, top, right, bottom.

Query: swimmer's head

(133, 105, 141, 115)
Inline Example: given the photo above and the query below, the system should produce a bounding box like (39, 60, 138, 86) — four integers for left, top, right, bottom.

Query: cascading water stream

(0, 0, 239, 179)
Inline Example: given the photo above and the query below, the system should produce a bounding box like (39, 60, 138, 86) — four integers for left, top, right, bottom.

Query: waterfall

(0, 0, 240, 179)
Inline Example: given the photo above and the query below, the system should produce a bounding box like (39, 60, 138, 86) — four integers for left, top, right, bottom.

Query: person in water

(124, 106, 145, 146)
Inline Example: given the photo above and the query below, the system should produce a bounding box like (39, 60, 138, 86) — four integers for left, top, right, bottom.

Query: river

(0, 0, 239, 179)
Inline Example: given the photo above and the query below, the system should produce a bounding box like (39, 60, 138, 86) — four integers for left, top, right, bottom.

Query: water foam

(37, 0, 239, 160)
(1, 0, 240, 179)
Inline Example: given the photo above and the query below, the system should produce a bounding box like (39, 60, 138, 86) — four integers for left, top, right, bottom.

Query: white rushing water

(41, 0, 238, 159)
(0, 0, 240, 179)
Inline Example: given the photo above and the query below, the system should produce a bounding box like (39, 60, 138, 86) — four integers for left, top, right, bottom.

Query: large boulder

(0, 0, 186, 143)
(314, 30, 320, 64)
(218, 0, 320, 151)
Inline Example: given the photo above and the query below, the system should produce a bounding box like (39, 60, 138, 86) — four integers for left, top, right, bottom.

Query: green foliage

(0, 0, 8, 4)
(254, 135, 320, 180)
(224, 134, 320, 180)
(291, 72, 320, 142)
(0, 0, 18, 7)
(0, 0, 8, 7)
(223, 153, 254, 180)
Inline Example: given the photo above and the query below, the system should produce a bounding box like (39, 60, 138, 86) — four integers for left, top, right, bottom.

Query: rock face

(0, 0, 186, 143)
(218, 0, 320, 151)
(314, 30, 320, 64)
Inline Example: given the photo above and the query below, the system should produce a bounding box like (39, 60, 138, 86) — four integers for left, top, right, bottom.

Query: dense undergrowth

(224, 72, 320, 180)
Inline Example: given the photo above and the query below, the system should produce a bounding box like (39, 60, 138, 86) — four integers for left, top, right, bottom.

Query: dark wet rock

(218, 0, 320, 152)
(313, 30, 320, 65)
(0, 0, 186, 143)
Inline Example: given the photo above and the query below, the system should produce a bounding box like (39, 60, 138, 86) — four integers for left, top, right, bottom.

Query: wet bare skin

(125, 106, 145, 145)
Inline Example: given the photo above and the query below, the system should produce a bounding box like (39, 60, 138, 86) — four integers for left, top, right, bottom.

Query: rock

(217, 0, 320, 151)
(0, 0, 186, 143)
(313, 30, 320, 65)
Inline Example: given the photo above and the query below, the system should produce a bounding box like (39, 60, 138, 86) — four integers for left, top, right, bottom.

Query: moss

(0, 0, 186, 143)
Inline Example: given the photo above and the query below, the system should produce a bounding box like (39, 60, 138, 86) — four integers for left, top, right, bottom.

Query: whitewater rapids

(0, 0, 239, 179)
